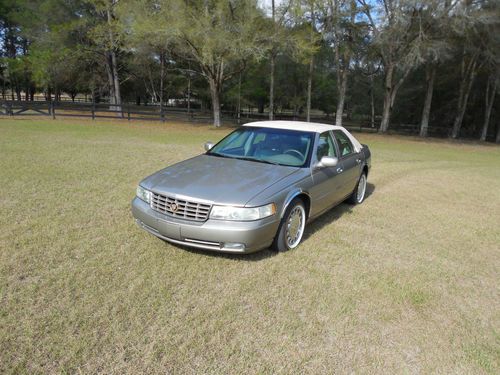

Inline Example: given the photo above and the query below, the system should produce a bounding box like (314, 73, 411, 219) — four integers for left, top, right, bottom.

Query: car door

(332, 130, 362, 198)
(309, 131, 345, 215)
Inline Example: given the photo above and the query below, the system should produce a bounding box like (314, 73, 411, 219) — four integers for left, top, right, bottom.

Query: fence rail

(1, 99, 453, 137)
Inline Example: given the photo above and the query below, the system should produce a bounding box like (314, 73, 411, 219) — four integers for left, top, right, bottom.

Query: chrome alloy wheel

(285, 205, 306, 249)
(357, 173, 367, 203)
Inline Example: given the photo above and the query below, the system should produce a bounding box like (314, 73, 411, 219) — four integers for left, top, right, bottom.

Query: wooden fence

(0, 99, 453, 137)
(0, 100, 205, 122)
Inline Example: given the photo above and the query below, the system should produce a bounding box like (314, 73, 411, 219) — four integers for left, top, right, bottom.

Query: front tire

(272, 199, 306, 252)
(348, 172, 367, 205)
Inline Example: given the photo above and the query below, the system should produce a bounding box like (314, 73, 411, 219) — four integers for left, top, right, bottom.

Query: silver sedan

(132, 121, 371, 253)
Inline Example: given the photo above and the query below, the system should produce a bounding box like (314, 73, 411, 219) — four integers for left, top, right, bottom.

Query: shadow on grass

(181, 245, 278, 261)
(170, 182, 375, 261)
(303, 182, 375, 241)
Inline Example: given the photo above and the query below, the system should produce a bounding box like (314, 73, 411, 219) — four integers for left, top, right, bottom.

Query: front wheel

(272, 199, 306, 252)
(348, 172, 367, 205)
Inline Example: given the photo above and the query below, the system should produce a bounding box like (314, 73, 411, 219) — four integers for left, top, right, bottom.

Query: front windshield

(208, 127, 314, 167)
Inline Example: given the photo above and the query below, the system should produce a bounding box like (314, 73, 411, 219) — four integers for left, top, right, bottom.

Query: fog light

(223, 242, 246, 251)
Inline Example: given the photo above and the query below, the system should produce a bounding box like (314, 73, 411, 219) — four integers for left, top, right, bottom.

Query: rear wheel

(348, 172, 367, 205)
(272, 199, 306, 252)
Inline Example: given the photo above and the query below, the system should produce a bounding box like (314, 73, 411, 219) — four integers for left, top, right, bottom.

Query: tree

(289, 0, 321, 122)
(411, 1, 454, 137)
(322, 0, 362, 126)
(267, 0, 293, 120)
(480, 73, 498, 141)
(358, 0, 423, 133)
(305, 0, 317, 122)
(478, 0, 500, 141)
(124, 0, 265, 126)
(87, 0, 124, 108)
(448, 0, 499, 139)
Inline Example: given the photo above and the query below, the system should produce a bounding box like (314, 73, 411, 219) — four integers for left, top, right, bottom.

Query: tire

(272, 199, 307, 252)
(348, 171, 367, 205)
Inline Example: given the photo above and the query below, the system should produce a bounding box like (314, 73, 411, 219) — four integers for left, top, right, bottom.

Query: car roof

(243, 120, 344, 134)
(243, 120, 363, 152)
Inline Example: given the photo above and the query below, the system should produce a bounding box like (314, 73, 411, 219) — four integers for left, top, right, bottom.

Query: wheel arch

(280, 190, 311, 220)
(363, 164, 369, 176)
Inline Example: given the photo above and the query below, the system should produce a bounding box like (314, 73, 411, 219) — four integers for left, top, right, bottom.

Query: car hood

(141, 154, 300, 206)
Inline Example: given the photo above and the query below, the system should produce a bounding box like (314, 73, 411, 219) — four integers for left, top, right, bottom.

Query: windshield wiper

(235, 156, 283, 166)
(208, 152, 232, 159)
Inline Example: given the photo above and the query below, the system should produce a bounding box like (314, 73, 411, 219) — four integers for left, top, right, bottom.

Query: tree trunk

(269, 0, 276, 121)
(496, 122, 500, 143)
(420, 65, 436, 137)
(110, 50, 121, 108)
(159, 51, 165, 120)
(480, 75, 497, 142)
(106, 6, 121, 112)
(209, 78, 221, 127)
(237, 72, 241, 124)
(105, 53, 116, 106)
(380, 63, 410, 133)
(370, 74, 375, 128)
(269, 52, 275, 121)
(380, 64, 394, 133)
(451, 56, 478, 139)
(335, 69, 348, 127)
(306, 2, 316, 123)
(187, 66, 191, 118)
(332, 0, 355, 127)
(306, 56, 314, 122)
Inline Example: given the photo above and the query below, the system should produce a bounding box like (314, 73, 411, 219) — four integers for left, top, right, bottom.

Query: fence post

(127, 105, 131, 121)
(160, 104, 165, 122)
(91, 100, 95, 120)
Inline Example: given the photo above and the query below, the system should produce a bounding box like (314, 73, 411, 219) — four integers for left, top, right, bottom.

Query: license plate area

(156, 218, 181, 240)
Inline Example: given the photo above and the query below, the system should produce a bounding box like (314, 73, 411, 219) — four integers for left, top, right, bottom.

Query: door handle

(356, 158, 362, 164)
(336, 167, 343, 173)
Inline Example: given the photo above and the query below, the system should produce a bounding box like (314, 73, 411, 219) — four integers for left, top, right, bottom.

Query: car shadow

(170, 182, 375, 261)
(176, 243, 278, 261)
(303, 182, 375, 241)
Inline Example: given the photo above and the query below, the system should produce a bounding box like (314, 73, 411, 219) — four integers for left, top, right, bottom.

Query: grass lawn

(1, 117, 499, 374)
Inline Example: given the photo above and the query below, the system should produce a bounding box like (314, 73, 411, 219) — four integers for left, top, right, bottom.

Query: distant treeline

(0, 0, 498, 141)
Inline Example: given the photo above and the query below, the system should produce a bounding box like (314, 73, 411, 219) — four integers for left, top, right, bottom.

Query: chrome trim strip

(135, 220, 247, 253)
(184, 238, 221, 246)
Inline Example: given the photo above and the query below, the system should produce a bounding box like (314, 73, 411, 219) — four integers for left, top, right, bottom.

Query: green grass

(1, 117, 499, 374)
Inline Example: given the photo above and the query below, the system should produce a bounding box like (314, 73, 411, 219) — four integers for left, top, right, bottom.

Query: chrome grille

(151, 192, 211, 222)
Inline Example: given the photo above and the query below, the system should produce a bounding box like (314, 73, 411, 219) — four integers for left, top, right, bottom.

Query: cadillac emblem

(170, 203, 179, 212)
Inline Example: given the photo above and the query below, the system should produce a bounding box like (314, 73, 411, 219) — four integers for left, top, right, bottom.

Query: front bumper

(131, 197, 280, 253)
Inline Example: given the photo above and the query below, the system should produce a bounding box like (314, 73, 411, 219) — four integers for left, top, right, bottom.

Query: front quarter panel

(244, 169, 314, 219)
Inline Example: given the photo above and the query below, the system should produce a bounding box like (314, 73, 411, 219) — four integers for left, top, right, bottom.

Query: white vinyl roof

(244, 120, 342, 133)
(243, 120, 363, 152)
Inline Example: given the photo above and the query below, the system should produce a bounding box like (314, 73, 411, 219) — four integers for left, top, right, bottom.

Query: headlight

(136, 185, 151, 204)
(210, 203, 276, 221)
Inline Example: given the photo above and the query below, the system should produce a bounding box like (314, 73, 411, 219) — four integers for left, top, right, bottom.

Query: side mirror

(316, 156, 338, 169)
(204, 141, 214, 151)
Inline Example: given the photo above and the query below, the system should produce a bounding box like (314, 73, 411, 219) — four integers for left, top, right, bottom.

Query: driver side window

(316, 132, 337, 161)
